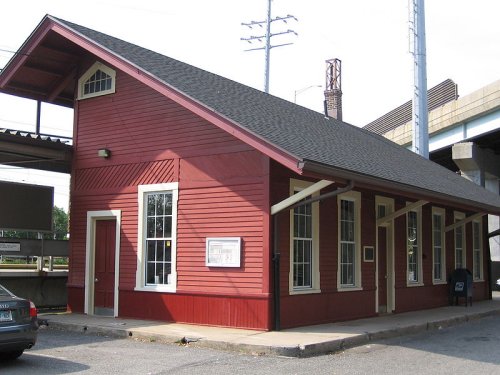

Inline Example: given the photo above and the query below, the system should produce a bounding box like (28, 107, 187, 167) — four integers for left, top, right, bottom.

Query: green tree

(1, 206, 68, 240)
(51, 206, 69, 240)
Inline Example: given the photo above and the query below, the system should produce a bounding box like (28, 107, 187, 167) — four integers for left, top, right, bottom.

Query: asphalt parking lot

(2, 315, 500, 375)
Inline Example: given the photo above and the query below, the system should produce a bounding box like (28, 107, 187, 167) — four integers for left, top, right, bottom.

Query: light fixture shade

(98, 148, 110, 158)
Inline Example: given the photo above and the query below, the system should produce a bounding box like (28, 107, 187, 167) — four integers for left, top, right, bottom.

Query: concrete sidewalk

(41, 294, 500, 357)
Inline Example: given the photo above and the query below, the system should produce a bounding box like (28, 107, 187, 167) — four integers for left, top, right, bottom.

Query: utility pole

(409, 0, 429, 158)
(241, 0, 297, 93)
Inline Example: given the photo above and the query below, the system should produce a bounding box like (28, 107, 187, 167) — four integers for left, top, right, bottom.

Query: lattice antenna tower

(241, 0, 297, 93)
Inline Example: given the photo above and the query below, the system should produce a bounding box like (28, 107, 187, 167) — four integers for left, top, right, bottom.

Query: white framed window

(338, 191, 362, 290)
(78, 61, 116, 100)
(135, 182, 178, 293)
(289, 179, 320, 294)
(472, 219, 483, 281)
(454, 212, 466, 269)
(432, 207, 446, 284)
(407, 205, 423, 285)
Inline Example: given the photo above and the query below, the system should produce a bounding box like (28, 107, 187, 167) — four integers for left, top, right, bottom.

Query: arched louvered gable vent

(77, 62, 116, 100)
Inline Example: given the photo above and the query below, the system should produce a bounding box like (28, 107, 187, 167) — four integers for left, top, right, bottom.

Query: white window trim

(472, 219, 484, 282)
(135, 182, 179, 293)
(454, 211, 466, 269)
(289, 179, 321, 294)
(432, 207, 447, 285)
(406, 204, 423, 287)
(337, 190, 362, 291)
(77, 61, 116, 100)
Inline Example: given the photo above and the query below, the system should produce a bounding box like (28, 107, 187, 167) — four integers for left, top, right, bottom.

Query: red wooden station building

(1, 15, 500, 330)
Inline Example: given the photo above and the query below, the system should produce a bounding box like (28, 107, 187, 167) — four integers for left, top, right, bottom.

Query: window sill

(135, 285, 176, 293)
(289, 288, 321, 295)
(432, 280, 447, 285)
(406, 282, 424, 287)
(473, 279, 485, 283)
(337, 286, 363, 292)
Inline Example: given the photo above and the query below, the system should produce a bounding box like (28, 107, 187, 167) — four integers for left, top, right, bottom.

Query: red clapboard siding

(75, 73, 248, 162)
(69, 67, 270, 328)
(118, 290, 270, 330)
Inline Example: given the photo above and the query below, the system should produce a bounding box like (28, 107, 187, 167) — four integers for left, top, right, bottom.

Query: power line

(241, 0, 297, 93)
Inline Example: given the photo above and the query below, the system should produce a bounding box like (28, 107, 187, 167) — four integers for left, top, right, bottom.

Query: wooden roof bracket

(445, 212, 485, 232)
(270, 179, 334, 215)
(376, 200, 429, 226)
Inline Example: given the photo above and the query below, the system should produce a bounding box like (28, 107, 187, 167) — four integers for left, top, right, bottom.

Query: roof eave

(300, 159, 500, 215)
(0, 15, 56, 89)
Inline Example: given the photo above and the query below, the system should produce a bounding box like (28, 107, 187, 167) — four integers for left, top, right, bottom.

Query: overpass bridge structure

(365, 79, 500, 269)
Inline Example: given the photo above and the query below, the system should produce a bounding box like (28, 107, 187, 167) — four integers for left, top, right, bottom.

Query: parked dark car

(0, 284, 38, 360)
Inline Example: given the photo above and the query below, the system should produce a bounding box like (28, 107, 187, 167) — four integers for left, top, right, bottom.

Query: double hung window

(136, 183, 178, 292)
(292, 197, 313, 288)
(432, 208, 446, 283)
(454, 212, 466, 269)
(338, 191, 361, 289)
(289, 180, 320, 293)
(407, 206, 422, 285)
(472, 220, 483, 280)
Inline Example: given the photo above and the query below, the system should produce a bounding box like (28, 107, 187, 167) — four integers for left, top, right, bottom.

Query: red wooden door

(94, 220, 116, 314)
(378, 227, 387, 313)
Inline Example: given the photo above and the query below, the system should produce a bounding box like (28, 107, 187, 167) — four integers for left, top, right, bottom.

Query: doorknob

(95, 278, 99, 282)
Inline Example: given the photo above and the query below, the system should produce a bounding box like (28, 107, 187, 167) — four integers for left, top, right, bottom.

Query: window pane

(156, 262, 164, 284)
(146, 263, 155, 284)
(156, 240, 165, 262)
(147, 195, 155, 216)
(155, 217, 164, 238)
(156, 194, 164, 216)
(147, 240, 155, 262)
(165, 241, 172, 262)
(377, 204, 386, 219)
(164, 218, 172, 238)
(147, 217, 155, 238)
(164, 193, 172, 215)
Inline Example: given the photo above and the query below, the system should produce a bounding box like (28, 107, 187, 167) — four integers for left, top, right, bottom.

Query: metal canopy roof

(0, 129, 72, 173)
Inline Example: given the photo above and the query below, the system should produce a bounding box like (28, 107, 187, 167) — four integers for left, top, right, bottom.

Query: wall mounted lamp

(98, 148, 111, 158)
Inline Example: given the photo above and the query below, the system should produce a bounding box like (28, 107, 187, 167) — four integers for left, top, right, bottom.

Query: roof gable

(2, 15, 500, 213)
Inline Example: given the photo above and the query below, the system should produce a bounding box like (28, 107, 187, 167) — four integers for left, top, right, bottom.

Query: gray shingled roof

(53, 16, 500, 212)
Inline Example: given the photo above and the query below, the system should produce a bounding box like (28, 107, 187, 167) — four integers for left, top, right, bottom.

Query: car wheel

(0, 350, 24, 361)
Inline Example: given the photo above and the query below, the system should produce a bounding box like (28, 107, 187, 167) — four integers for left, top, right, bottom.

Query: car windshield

(0, 285, 12, 297)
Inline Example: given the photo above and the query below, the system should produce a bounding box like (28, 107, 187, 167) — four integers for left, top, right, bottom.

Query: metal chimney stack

(324, 58, 342, 121)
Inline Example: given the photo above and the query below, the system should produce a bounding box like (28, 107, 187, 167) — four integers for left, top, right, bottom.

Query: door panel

(94, 220, 116, 315)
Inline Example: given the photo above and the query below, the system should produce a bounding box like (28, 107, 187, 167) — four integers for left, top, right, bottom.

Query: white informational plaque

(206, 237, 241, 267)
(0, 243, 21, 252)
